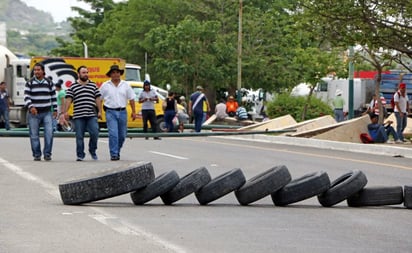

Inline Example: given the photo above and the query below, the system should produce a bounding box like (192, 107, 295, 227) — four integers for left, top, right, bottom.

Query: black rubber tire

(317, 170, 367, 207)
(347, 186, 403, 207)
(195, 168, 246, 205)
(271, 171, 330, 206)
(404, 185, 412, 209)
(234, 165, 291, 206)
(160, 167, 211, 205)
(130, 170, 180, 205)
(59, 162, 155, 205)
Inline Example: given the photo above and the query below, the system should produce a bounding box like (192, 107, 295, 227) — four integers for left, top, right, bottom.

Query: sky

(21, 0, 91, 22)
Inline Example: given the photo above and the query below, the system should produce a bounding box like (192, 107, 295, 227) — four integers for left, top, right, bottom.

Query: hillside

(0, 0, 57, 32)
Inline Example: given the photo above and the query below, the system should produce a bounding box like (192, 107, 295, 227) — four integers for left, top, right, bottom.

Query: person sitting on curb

(236, 104, 248, 121)
(367, 112, 401, 144)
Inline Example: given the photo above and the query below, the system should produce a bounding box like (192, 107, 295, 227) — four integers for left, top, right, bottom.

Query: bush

(266, 94, 333, 122)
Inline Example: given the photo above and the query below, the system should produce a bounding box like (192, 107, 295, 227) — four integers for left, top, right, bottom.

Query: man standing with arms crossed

(60, 66, 102, 161)
(100, 65, 137, 161)
(24, 63, 57, 161)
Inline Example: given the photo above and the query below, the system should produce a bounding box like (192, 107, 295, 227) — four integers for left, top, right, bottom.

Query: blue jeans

(395, 112, 407, 141)
(334, 109, 344, 122)
(74, 116, 99, 158)
(164, 110, 175, 132)
(0, 109, 10, 130)
(28, 111, 53, 158)
(106, 109, 127, 157)
(194, 111, 203, 132)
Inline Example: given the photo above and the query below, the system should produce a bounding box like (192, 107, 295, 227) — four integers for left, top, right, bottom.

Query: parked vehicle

(314, 78, 375, 116)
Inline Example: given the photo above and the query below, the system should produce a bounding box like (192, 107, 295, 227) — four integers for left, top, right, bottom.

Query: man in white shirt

(100, 65, 137, 160)
(393, 83, 410, 142)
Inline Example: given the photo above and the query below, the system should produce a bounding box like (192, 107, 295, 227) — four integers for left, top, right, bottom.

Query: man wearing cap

(332, 89, 345, 122)
(138, 80, 160, 140)
(394, 83, 410, 142)
(189, 85, 209, 132)
(100, 65, 137, 160)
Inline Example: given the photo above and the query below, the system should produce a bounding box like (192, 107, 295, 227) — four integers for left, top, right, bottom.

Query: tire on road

(160, 167, 211, 205)
(404, 185, 412, 209)
(317, 170, 367, 207)
(347, 186, 403, 207)
(195, 168, 246, 205)
(130, 170, 180, 205)
(271, 171, 330, 206)
(235, 165, 291, 206)
(59, 162, 155, 205)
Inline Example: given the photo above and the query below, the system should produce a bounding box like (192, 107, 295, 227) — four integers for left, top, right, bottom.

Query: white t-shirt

(100, 80, 136, 108)
(394, 91, 409, 113)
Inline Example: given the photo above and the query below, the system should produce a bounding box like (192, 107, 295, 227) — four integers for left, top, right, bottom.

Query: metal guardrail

(0, 128, 296, 138)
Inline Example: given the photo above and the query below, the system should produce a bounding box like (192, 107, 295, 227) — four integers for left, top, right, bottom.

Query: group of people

(215, 95, 248, 121)
(24, 63, 137, 161)
(366, 82, 410, 144)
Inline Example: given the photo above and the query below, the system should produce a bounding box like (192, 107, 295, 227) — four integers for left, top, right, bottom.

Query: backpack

(390, 91, 400, 109)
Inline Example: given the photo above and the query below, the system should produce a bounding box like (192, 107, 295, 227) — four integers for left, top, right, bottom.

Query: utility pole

(237, 0, 243, 104)
(348, 46, 354, 119)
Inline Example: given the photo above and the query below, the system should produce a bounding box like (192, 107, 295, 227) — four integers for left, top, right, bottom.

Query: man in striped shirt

(60, 66, 102, 161)
(24, 63, 57, 161)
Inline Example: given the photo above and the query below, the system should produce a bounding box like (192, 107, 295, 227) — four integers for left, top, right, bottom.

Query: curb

(218, 135, 412, 159)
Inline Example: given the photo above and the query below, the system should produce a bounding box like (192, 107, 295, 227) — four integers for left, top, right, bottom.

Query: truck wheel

(235, 165, 291, 206)
(404, 185, 412, 209)
(317, 170, 367, 207)
(347, 186, 403, 207)
(59, 162, 155, 205)
(195, 168, 246, 205)
(130, 170, 180, 205)
(160, 167, 211, 205)
(271, 171, 330, 206)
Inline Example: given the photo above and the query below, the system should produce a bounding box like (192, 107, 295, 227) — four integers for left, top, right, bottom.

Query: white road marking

(0, 156, 186, 253)
(89, 211, 187, 253)
(149, 151, 188, 160)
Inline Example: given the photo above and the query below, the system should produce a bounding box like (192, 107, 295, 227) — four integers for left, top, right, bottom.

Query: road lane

(0, 136, 411, 252)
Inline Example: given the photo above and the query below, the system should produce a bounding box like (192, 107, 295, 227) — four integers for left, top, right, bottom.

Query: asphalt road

(0, 135, 411, 253)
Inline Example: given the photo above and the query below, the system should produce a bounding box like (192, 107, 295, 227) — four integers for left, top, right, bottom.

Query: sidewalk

(222, 134, 412, 159)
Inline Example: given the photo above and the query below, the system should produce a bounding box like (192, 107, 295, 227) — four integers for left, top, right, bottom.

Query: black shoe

(110, 156, 120, 161)
(154, 137, 161, 140)
(44, 156, 52, 161)
(34, 157, 41, 161)
(89, 152, 98, 160)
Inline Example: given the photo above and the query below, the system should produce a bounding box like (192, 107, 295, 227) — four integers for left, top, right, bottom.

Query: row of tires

(59, 162, 412, 208)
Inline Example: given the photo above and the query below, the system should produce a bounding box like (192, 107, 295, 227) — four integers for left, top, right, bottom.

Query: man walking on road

(189, 85, 209, 132)
(60, 66, 102, 161)
(100, 65, 137, 161)
(24, 63, 57, 161)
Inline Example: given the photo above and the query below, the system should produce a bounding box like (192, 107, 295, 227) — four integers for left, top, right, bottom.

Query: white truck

(314, 78, 375, 116)
(0, 45, 30, 127)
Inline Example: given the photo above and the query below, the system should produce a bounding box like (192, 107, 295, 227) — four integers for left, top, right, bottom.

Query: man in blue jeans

(393, 83, 410, 142)
(24, 63, 57, 161)
(367, 113, 400, 144)
(189, 85, 209, 132)
(100, 65, 137, 161)
(60, 65, 102, 161)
